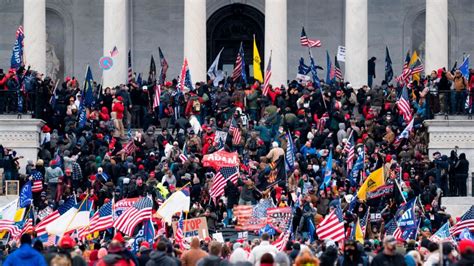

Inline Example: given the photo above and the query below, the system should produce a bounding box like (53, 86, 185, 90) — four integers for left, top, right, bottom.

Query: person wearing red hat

(112, 96, 125, 138)
(458, 239, 474, 265)
(53, 234, 87, 266)
(98, 232, 137, 266)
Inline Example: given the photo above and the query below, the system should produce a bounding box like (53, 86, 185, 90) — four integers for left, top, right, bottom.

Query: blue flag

(298, 57, 311, 75)
(459, 55, 470, 79)
(19, 181, 33, 208)
(385, 46, 394, 83)
(78, 92, 87, 128)
(309, 50, 320, 88)
(285, 132, 296, 171)
(10, 26, 24, 70)
(185, 68, 194, 91)
(459, 227, 474, 240)
(84, 66, 94, 107)
(326, 50, 332, 85)
(136, 73, 143, 88)
(349, 149, 364, 186)
(239, 44, 247, 84)
(397, 200, 418, 240)
(320, 150, 333, 189)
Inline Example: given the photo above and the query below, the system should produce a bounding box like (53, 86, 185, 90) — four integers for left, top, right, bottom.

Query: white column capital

(345, 0, 368, 89)
(184, 0, 207, 83)
(24, 0, 46, 75)
(265, 0, 287, 87)
(425, 0, 448, 73)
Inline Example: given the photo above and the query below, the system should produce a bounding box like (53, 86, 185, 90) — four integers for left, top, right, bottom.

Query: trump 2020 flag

(10, 26, 24, 70)
(84, 66, 94, 107)
(132, 220, 155, 253)
(19, 181, 33, 208)
(459, 55, 470, 79)
(397, 200, 418, 240)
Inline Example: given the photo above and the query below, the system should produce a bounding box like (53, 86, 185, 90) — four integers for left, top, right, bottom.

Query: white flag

(207, 47, 224, 81)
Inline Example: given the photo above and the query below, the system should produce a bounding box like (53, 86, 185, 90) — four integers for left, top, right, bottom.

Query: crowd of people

(0, 60, 473, 266)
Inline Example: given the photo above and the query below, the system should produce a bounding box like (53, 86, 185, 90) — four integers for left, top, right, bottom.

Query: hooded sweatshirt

(146, 251, 178, 266)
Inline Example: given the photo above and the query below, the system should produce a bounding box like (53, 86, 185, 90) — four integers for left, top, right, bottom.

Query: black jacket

(145, 251, 178, 266)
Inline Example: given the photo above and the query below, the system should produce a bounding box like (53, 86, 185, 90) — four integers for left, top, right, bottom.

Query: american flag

(31, 170, 43, 193)
(273, 222, 292, 252)
(35, 197, 76, 236)
(120, 139, 137, 156)
(431, 222, 456, 244)
(393, 118, 414, 148)
(450, 205, 474, 235)
(128, 49, 134, 84)
(210, 166, 239, 199)
(175, 213, 185, 250)
(410, 57, 424, 75)
(110, 46, 118, 57)
(44, 235, 58, 247)
(397, 52, 412, 84)
(179, 143, 188, 163)
(360, 208, 370, 234)
(178, 58, 189, 92)
(344, 135, 355, 170)
(16, 25, 24, 37)
(317, 112, 329, 133)
(316, 201, 345, 242)
(384, 219, 403, 240)
(229, 118, 241, 145)
(334, 56, 343, 80)
(158, 47, 168, 85)
(300, 27, 321, 48)
(89, 201, 114, 233)
(114, 197, 153, 236)
(0, 220, 20, 238)
(234, 205, 254, 227)
(231, 43, 246, 83)
(262, 53, 272, 96)
(397, 86, 412, 123)
(153, 84, 161, 108)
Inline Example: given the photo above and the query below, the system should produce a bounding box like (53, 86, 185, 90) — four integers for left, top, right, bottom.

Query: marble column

(184, 0, 206, 83)
(425, 0, 448, 73)
(103, 0, 128, 88)
(265, 0, 287, 87)
(345, 0, 368, 89)
(23, 0, 46, 75)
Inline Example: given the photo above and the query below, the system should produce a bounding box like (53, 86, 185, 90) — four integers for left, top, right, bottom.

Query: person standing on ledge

(368, 56, 377, 89)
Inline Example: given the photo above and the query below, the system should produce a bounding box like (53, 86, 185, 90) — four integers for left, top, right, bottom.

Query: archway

(207, 4, 264, 81)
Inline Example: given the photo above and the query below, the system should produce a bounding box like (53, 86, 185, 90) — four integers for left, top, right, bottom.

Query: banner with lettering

(202, 150, 240, 169)
(172, 217, 209, 240)
(10, 26, 24, 70)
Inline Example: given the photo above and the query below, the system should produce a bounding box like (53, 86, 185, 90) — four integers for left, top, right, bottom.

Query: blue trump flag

(285, 132, 296, 171)
(326, 50, 332, 85)
(298, 57, 311, 75)
(397, 199, 418, 240)
(19, 180, 33, 208)
(459, 55, 470, 79)
(320, 150, 333, 189)
(10, 26, 24, 70)
(84, 66, 94, 107)
(132, 220, 155, 253)
(78, 92, 87, 128)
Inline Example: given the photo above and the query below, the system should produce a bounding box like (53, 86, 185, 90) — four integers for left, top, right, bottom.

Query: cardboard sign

(337, 46, 346, 62)
(172, 217, 209, 240)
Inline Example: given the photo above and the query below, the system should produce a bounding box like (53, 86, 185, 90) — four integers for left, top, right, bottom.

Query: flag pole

(61, 194, 89, 240)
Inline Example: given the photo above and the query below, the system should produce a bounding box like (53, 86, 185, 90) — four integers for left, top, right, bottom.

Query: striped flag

(210, 166, 239, 199)
(450, 205, 474, 235)
(109, 46, 118, 57)
(175, 212, 185, 250)
(0, 220, 20, 239)
(128, 49, 134, 84)
(273, 222, 292, 251)
(431, 222, 456, 245)
(179, 143, 188, 163)
(89, 201, 114, 233)
(384, 219, 403, 239)
(153, 84, 161, 108)
(397, 51, 412, 84)
(233, 205, 254, 227)
(231, 43, 247, 83)
(35, 197, 76, 236)
(397, 86, 412, 123)
(410, 58, 424, 75)
(229, 118, 241, 145)
(334, 56, 343, 80)
(178, 58, 189, 92)
(300, 27, 321, 48)
(344, 135, 355, 171)
(120, 139, 137, 156)
(316, 203, 345, 242)
(31, 170, 43, 193)
(360, 208, 370, 235)
(262, 52, 272, 96)
(114, 197, 153, 236)
(158, 47, 169, 85)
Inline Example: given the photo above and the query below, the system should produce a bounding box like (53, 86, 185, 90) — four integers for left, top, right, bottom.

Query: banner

(367, 184, 394, 200)
(337, 46, 346, 62)
(10, 26, 24, 70)
(114, 197, 139, 218)
(202, 150, 240, 169)
(172, 217, 209, 240)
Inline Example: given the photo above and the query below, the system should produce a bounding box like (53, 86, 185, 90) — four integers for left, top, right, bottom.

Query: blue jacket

(3, 244, 47, 266)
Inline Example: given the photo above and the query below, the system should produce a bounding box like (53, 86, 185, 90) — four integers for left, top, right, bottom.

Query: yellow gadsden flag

(253, 36, 263, 82)
(410, 51, 420, 82)
(357, 167, 384, 201)
(355, 218, 364, 243)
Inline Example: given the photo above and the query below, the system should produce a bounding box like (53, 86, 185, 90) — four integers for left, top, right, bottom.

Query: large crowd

(0, 61, 473, 266)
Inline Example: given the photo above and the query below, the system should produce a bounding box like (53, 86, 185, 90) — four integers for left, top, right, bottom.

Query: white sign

(212, 232, 225, 243)
(296, 74, 311, 85)
(337, 46, 346, 62)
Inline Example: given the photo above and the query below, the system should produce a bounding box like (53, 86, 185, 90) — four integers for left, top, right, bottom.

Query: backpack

(192, 99, 201, 112)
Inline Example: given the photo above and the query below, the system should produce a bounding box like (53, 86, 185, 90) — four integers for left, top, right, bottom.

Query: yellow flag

(410, 51, 420, 82)
(355, 218, 364, 243)
(13, 208, 26, 222)
(357, 167, 384, 201)
(253, 36, 263, 82)
(0, 230, 7, 239)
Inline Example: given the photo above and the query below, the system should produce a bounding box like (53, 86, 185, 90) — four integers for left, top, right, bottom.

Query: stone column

(23, 0, 46, 74)
(345, 0, 368, 89)
(425, 0, 448, 73)
(184, 0, 206, 83)
(103, 0, 128, 88)
(265, 0, 287, 87)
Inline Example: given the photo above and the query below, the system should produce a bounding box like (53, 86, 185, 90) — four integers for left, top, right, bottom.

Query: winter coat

(3, 244, 47, 266)
(112, 100, 125, 119)
(145, 251, 178, 266)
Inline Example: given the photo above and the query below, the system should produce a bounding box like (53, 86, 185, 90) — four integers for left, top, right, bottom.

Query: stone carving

(0, 131, 38, 143)
(45, 31, 60, 81)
